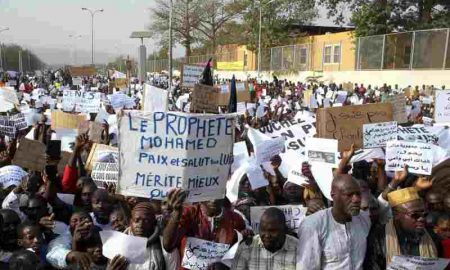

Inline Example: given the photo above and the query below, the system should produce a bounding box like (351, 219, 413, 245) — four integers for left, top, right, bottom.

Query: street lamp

(81, 8, 104, 65)
(0, 27, 9, 71)
(258, 0, 276, 81)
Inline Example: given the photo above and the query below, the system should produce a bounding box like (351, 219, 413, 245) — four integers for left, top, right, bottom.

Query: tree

(321, 0, 450, 36)
(240, 0, 317, 50)
(1, 44, 45, 72)
(150, 0, 203, 58)
(194, 0, 246, 54)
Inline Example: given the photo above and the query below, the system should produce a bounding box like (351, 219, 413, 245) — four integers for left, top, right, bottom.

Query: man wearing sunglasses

(364, 187, 439, 270)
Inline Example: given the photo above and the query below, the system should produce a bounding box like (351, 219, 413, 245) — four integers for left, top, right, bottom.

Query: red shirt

(175, 204, 245, 270)
(62, 165, 78, 193)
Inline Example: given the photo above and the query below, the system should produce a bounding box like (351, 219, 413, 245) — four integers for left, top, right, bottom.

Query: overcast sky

(0, 0, 184, 65)
(0, 0, 343, 66)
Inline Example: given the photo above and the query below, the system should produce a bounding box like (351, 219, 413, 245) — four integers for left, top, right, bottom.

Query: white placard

(182, 65, 204, 88)
(435, 90, 450, 123)
(118, 111, 234, 202)
(255, 136, 285, 163)
(91, 162, 119, 186)
(100, 230, 148, 264)
(386, 141, 433, 175)
(305, 137, 338, 167)
(250, 205, 307, 233)
(62, 90, 102, 113)
(363, 121, 398, 148)
(143, 84, 168, 112)
(0, 87, 19, 105)
(0, 165, 27, 188)
(398, 126, 439, 145)
(246, 163, 268, 189)
(287, 168, 308, 186)
(181, 237, 230, 270)
(387, 255, 450, 270)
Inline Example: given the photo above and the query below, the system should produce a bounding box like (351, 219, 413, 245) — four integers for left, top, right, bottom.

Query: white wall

(216, 70, 450, 88)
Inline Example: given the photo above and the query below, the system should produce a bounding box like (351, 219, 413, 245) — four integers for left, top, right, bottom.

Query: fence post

(381, 34, 386, 70)
(293, 45, 296, 70)
(410, 31, 416, 70)
(281, 46, 284, 70)
(270, 47, 273, 71)
(443, 28, 449, 69)
(357, 37, 361, 70)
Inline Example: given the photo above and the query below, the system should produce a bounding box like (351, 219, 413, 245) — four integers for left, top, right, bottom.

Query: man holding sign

(163, 188, 246, 270)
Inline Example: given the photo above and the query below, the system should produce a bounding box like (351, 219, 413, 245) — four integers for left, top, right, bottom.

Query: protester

(231, 207, 298, 270)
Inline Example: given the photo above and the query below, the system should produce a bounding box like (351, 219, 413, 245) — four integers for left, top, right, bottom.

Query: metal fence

(357, 28, 450, 70)
(270, 44, 312, 71)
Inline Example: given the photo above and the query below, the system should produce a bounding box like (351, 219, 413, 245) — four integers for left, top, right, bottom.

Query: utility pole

(0, 27, 9, 71)
(168, 0, 173, 90)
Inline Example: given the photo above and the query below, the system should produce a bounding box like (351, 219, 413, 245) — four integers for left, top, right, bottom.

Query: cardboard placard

(78, 121, 104, 143)
(316, 103, 393, 151)
(57, 151, 72, 176)
(384, 94, 407, 123)
(12, 138, 46, 171)
(67, 66, 96, 77)
(51, 111, 87, 129)
(190, 84, 220, 113)
(216, 82, 251, 106)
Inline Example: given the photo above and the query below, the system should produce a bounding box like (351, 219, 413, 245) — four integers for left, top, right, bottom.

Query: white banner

(386, 141, 433, 175)
(257, 115, 316, 155)
(118, 111, 234, 202)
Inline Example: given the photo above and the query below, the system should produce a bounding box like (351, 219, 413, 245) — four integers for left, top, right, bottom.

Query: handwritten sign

(118, 111, 234, 202)
(62, 90, 101, 113)
(387, 255, 450, 270)
(397, 126, 438, 145)
(12, 138, 46, 171)
(386, 141, 433, 175)
(91, 162, 119, 187)
(255, 136, 285, 163)
(181, 237, 230, 270)
(181, 65, 204, 88)
(51, 111, 87, 129)
(434, 90, 450, 123)
(316, 103, 393, 151)
(109, 92, 135, 109)
(0, 165, 27, 188)
(384, 94, 407, 123)
(190, 84, 219, 113)
(250, 205, 307, 233)
(363, 121, 398, 148)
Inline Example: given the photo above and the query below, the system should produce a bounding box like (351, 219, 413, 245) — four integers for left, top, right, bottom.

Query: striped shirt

(231, 235, 298, 270)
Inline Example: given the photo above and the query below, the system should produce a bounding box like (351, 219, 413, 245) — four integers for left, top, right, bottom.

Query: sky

(0, 0, 343, 66)
(0, 0, 186, 65)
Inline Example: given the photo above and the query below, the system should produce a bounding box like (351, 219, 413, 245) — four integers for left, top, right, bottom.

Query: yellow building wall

(305, 31, 356, 72)
(216, 45, 256, 71)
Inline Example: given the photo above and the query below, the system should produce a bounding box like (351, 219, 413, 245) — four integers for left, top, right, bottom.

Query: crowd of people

(0, 67, 448, 270)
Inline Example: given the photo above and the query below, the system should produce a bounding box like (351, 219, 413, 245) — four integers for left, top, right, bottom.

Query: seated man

(232, 207, 298, 270)
(364, 187, 438, 270)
